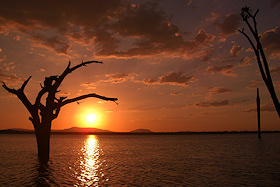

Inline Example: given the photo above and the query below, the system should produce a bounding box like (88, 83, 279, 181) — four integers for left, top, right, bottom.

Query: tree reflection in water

(74, 135, 107, 186)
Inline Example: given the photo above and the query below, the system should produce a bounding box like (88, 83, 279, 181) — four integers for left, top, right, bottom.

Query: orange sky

(0, 0, 280, 132)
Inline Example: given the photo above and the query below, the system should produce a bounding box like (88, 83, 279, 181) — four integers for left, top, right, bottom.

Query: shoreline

(1, 129, 280, 135)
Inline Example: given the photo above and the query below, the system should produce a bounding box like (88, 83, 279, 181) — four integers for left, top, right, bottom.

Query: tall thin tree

(257, 88, 261, 139)
(2, 61, 118, 162)
(238, 7, 280, 118)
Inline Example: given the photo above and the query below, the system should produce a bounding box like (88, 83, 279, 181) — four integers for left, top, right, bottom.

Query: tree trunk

(267, 86, 280, 118)
(34, 122, 51, 162)
(257, 88, 261, 139)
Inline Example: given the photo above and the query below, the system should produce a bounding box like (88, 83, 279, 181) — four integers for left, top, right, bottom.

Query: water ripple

(1, 134, 280, 186)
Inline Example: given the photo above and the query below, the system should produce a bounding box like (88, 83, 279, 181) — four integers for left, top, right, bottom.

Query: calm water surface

(0, 133, 280, 186)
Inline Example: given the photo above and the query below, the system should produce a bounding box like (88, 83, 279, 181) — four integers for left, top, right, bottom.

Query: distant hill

(129, 129, 153, 133)
(0, 127, 154, 134)
(3, 128, 278, 135)
(57, 127, 112, 133)
(0, 128, 34, 134)
(0, 127, 112, 134)
(10, 128, 33, 132)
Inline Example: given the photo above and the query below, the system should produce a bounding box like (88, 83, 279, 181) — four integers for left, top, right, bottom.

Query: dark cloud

(261, 27, 280, 56)
(207, 87, 233, 95)
(200, 54, 210, 62)
(31, 34, 71, 54)
(207, 65, 236, 77)
(111, 2, 184, 55)
(243, 104, 276, 112)
(199, 49, 213, 62)
(80, 82, 96, 90)
(105, 72, 134, 83)
(0, 1, 215, 57)
(143, 72, 195, 86)
(230, 45, 243, 57)
(159, 72, 195, 86)
(0, 0, 124, 54)
(185, 29, 215, 52)
(239, 56, 253, 67)
(170, 92, 182, 96)
(143, 78, 157, 84)
(0, 67, 21, 83)
(195, 100, 230, 108)
(3, 62, 15, 71)
(82, 73, 134, 85)
(215, 14, 242, 36)
(194, 29, 215, 44)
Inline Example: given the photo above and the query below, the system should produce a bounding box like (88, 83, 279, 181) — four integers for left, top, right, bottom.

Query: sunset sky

(0, 0, 279, 132)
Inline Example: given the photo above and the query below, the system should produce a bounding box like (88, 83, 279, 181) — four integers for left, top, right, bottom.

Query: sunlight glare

(86, 114, 97, 123)
(75, 105, 106, 128)
(75, 135, 108, 186)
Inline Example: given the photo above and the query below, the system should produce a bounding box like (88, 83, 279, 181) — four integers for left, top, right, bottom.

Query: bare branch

(244, 19, 257, 38)
(2, 82, 18, 94)
(68, 61, 103, 74)
(256, 35, 273, 84)
(53, 61, 102, 90)
(251, 10, 259, 39)
(238, 29, 268, 85)
(2, 76, 31, 95)
(55, 96, 67, 102)
(61, 93, 118, 107)
(20, 76, 31, 91)
(238, 29, 257, 51)
(2, 77, 36, 119)
(254, 9, 259, 17)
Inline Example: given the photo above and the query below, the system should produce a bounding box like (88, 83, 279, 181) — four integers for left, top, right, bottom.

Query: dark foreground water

(0, 133, 280, 186)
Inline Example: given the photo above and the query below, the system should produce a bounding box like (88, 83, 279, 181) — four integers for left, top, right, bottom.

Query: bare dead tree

(238, 7, 280, 118)
(2, 60, 118, 162)
(257, 88, 261, 139)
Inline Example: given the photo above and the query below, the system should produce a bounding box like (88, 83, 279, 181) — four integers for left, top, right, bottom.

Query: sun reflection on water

(74, 135, 107, 186)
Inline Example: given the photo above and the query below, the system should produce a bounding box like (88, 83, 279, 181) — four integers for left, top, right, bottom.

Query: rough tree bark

(238, 7, 280, 118)
(2, 61, 118, 162)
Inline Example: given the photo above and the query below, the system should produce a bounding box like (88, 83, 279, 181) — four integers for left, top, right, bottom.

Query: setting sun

(74, 105, 106, 128)
(86, 114, 97, 123)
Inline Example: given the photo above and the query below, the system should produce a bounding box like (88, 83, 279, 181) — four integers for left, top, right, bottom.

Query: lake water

(0, 133, 280, 186)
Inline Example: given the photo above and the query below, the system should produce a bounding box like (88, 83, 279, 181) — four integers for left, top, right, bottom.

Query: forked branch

(2, 76, 34, 117)
(53, 61, 103, 90)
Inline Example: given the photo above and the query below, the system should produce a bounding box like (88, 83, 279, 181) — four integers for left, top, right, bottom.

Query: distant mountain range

(0, 127, 154, 134)
(1, 127, 279, 135)
(129, 129, 153, 133)
(56, 127, 112, 133)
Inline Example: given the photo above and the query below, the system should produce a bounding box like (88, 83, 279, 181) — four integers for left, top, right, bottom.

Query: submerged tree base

(35, 123, 51, 162)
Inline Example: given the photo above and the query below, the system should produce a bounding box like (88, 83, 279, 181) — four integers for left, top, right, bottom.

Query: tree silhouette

(238, 7, 280, 118)
(2, 61, 118, 162)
